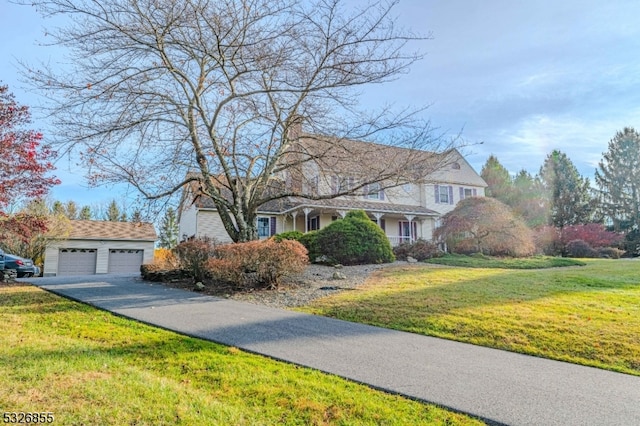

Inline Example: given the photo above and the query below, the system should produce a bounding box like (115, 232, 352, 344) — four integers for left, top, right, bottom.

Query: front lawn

(298, 259, 640, 376)
(0, 283, 480, 425)
(426, 253, 586, 269)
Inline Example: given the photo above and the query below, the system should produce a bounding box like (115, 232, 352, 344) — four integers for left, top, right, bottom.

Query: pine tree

(65, 201, 78, 220)
(595, 127, 640, 232)
(158, 207, 179, 249)
(539, 150, 592, 228)
(79, 206, 92, 220)
(480, 155, 513, 204)
(105, 200, 121, 221)
(511, 170, 549, 228)
(131, 210, 142, 223)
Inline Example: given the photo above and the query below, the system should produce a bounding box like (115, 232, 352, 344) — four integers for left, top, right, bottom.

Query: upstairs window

(331, 175, 355, 194)
(435, 185, 453, 204)
(365, 182, 384, 200)
(460, 187, 477, 200)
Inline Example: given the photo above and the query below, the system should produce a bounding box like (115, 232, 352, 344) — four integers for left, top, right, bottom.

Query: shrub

(314, 210, 394, 265)
(623, 229, 640, 257)
(207, 239, 308, 289)
(299, 231, 320, 262)
(153, 247, 179, 269)
(533, 226, 562, 256)
(393, 239, 440, 261)
(565, 239, 598, 258)
(173, 238, 217, 282)
(560, 224, 623, 249)
(273, 231, 304, 242)
(435, 197, 535, 257)
(597, 247, 624, 259)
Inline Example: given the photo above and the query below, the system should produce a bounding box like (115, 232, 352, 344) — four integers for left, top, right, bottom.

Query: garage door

(58, 248, 97, 276)
(108, 249, 144, 273)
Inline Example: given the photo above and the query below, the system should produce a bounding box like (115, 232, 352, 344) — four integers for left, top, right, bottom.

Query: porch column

(303, 208, 313, 233)
(404, 214, 415, 242)
(372, 212, 384, 226)
(291, 211, 298, 232)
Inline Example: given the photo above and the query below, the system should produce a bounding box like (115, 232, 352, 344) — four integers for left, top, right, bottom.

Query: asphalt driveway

(25, 274, 640, 426)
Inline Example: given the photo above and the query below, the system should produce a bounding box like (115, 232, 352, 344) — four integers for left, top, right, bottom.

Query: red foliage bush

(174, 238, 218, 282)
(560, 224, 623, 249)
(207, 239, 308, 289)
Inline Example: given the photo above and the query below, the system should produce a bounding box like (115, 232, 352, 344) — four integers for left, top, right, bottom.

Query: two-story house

(178, 136, 487, 246)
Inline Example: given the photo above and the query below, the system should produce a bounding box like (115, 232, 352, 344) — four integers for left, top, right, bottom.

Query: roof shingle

(67, 220, 157, 241)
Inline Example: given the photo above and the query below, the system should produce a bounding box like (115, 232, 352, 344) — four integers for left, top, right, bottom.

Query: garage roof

(68, 220, 157, 241)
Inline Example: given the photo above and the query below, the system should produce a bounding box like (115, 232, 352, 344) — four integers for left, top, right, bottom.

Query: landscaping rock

(332, 271, 347, 280)
(333, 264, 343, 269)
(406, 256, 418, 263)
(195, 282, 205, 291)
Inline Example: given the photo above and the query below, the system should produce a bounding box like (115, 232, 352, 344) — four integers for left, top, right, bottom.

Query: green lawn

(0, 283, 481, 425)
(298, 258, 640, 376)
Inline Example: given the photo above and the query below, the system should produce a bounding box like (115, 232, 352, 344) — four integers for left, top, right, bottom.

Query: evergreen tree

(480, 155, 513, 204)
(158, 207, 180, 249)
(65, 201, 78, 220)
(131, 210, 142, 223)
(79, 205, 92, 220)
(595, 127, 640, 231)
(105, 200, 121, 221)
(51, 200, 65, 216)
(539, 150, 592, 228)
(511, 170, 549, 228)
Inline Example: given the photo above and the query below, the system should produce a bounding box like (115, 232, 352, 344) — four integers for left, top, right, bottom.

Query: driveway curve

(26, 274, 640, 426)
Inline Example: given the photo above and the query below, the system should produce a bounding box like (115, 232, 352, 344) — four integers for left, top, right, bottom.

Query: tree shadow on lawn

(302, 263, 640, 375)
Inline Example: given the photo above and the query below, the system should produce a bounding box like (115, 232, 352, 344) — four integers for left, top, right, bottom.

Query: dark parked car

(0, 249, 4, 271)
(4, 254, 36, 278)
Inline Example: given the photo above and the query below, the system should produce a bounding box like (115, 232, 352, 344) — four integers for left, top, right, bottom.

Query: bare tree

(23, 0, 457, 242)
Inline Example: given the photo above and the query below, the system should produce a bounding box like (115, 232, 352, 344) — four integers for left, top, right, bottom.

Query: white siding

(195, 210, 234, 243)
(178, 202, 198, 240)
(44, 239, 154, 276)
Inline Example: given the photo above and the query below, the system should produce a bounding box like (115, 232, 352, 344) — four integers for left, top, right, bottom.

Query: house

(178, 137, 487, 246)
(43, 220, 157, 276)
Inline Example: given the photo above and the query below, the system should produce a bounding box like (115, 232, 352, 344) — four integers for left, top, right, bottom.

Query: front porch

(280, 203, 438, 247)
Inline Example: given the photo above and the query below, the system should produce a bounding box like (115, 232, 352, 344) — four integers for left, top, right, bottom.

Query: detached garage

(44, 220, 157, 276)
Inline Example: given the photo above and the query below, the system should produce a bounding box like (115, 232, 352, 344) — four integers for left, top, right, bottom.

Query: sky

(2, 0, 640, 209)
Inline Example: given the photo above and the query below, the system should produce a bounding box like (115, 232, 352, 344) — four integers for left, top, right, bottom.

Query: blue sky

(2, 0, 640, 208)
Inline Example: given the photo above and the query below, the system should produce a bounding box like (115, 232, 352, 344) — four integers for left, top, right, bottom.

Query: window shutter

(434, 185, 440, 203)
(459, 187, 464, 200)
(380, 219, 386, 231)
(331, 176, 339, 194)
(473, 189, 477, 196)
(270, 217, 277, 236)
(448, 186, 454, 205)
(412, 222, 417, 240)
(380, 189, 385, 200)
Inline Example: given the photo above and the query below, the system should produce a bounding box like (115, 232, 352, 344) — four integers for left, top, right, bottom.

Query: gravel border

(161, 262, 411, 309)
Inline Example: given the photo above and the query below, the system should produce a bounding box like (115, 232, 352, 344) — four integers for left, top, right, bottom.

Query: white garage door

(58, 248, 97, 276)
(108, 249, 144, 273)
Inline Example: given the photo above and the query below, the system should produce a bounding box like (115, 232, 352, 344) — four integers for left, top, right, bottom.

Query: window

(451, 162, 461, 170)
(257, 217, 271, 238)
(435, 185, 453, 204)
(365, 182, 384, 200)
(332, 175, 354, 194)
(459, 187, 477, 200)
(308, 215, 320, 231)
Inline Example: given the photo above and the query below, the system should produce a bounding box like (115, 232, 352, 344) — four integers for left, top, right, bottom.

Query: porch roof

(272, 197, 439, 217)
